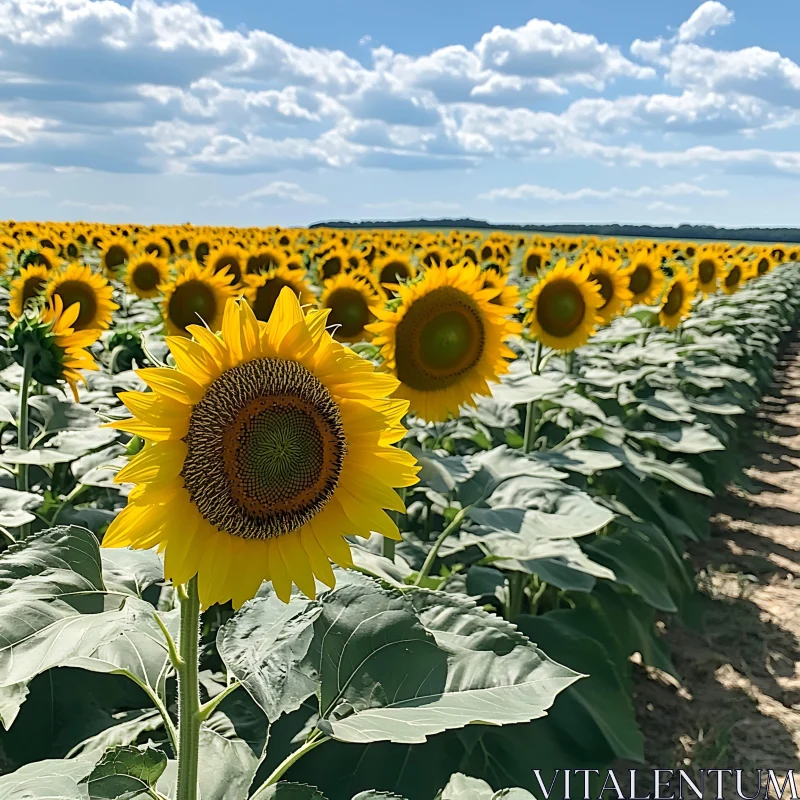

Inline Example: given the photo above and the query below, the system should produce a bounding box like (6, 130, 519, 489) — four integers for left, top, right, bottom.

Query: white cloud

(479, 182, 728, 202)
(0, 186, 49, 197)
(59, 200, 131, 212)
(239, 181, 327, 204)
(678, 1, 734, 43)
(647, 201, 689, 213)
(199, 181, 327, 207)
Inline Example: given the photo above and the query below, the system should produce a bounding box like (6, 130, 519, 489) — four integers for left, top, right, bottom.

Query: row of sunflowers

(0, 220, 798, 799)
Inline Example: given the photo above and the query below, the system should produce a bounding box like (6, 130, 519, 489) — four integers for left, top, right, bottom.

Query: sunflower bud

(8, 313, 67, 387)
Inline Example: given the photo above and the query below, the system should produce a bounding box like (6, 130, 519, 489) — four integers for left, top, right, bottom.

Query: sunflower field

(0, 221, 798, 799)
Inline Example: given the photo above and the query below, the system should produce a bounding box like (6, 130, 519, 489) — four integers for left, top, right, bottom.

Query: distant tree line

(309, 218, 800, 243)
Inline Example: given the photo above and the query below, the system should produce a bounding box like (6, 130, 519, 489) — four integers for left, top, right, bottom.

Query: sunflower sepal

(9, 313, 73, 388)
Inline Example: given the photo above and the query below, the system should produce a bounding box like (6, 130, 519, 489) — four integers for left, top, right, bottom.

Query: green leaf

(472, 480, 614, 539)
(218, 591, 321, 722)
(626, 424, 724, 454)
(441, 773, 535, 799)
(312, 577, 580, 744)
(100, 550, 164, 598)
(29, 395, 101, 433)
(402, 445, 471, 494)
(47, 429, 120, 458)
(0, 526, 171, 728)
(256, 784, 328, 799)
(441, 774, 494, 800)
(516, 613, 644, 762)
(0, 757, 95, 799)
(490, 362, 568, 405)
(585, 532, 677, 613)
(0, 447, 79, 465)
(69, 710, 164, 762)
(197, 723, 261, 800)
(0, 486, 44, 528)
(637, 390, 696, 423)
(80, 744, 166, 800)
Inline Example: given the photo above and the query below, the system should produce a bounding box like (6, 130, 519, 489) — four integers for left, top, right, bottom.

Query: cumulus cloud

(199, 181, 327, 207)
(479, 182, 728, 202)
(677, 1, 735, 42)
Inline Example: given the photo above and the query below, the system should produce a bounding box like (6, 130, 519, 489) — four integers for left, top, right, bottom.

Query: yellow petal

(114, 440, 187, 485)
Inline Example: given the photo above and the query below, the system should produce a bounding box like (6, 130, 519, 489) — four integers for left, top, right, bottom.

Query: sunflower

(624, 250, 666, 305)
(755, 251, 773, 276)
(583, 254, 632, 325)
(9, 264, 49, 318)
(138, 235, 169, 260)
(316, 248, 348, 281)
(208, 245, 247, 286)
(694, 250, 720, 295)
(161, 262, 238, 337)
(102, 292, 419, 608)
(45, 264, 118, 331)
(244, 266, 315, 322)
(372, 252, 417, 289)
(125, 255, 169, 300)
(721, 260, 746, 295)
(9, 295, 100, 401)
(659, 269, 696, 330)
(481, 268, 520, 310)
(101, 237, 131, 278)
(246, 246, 286, 275)
(525, 258, 603, 352)
(521, 245, 550, 277)
(320, 271, 383, 343)
(368, 261, 520, 422)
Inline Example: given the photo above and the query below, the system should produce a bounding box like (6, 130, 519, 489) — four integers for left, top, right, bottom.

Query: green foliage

(1, 264, 799, 798)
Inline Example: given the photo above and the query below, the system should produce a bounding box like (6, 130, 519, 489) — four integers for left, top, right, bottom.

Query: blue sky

(1, 0, 800, 228)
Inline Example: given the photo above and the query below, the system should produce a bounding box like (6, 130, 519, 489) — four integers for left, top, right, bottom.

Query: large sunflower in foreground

(320, 271, 383, 342)
(583, 254, 631, 325)
(9, 264, 49, 318)
(125, 255, 169, 299)
(45, 264, 118, 331)
(244, 266, 315, 322)
(161, 262, 237, 337)
(103, 292, 419, 608)
(367, 261, 520, 422)
(624, 250, 666, 305)
(526, 258, 603, 351)
(659, 269, 696, 330)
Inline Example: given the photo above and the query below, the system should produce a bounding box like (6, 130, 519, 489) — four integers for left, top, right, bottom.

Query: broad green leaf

(534, 448, 622, 476)
(441, 774, 494, 800)
(472, 480, 614, 540)
(0, 486, 43, 528)
(80, 744, 166, 800)
(626, 424, 724, 454)
(100, 549, 164, 598)
(29, 395, 101, 433)
(490, 362, 568, 405)
(46, 429, 120, 458)
(352, 792, 408, 800)
(637, 391, 695, 423)
(218, 591, 321, 721)
(516, 614, 644, 763)
(313, 578, 580, 744)
(0, 757, 95, 799)
(197, 723, 261, 800)
(585, 532, 677, 613)
(255, 784, 327, 799)
(349, 545, 414, 587)
(0, 447, 79, 465)
(0, 526, 171, 727)
(69, 710, 164, 762)
(402, 445, 471, 494)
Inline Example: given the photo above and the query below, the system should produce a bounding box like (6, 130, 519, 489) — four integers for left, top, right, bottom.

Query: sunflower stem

(523, 340, 543, 454)
(381, 537, 395, 561)
(16, 345, 35, 537)
(414, 506, 469, 586)
(253, 733, 329, 795)
(175, 576, 201, 800)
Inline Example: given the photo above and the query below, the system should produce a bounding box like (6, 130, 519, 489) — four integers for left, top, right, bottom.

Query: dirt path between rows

(622, 340, 800, 790)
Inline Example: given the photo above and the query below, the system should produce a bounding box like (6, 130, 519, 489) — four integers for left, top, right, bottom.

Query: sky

(1, 0, 800, 228)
